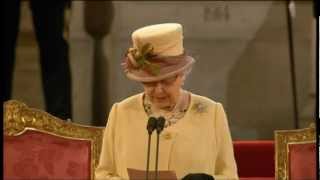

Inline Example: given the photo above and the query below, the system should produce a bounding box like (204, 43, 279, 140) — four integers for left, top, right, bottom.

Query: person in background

(3, 0, 72, 120)
(95, 23, 238, 180)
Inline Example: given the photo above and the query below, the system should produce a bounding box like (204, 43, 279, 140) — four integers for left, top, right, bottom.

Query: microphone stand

(155, 117, 166, 180)
(146, 117, 157, 180)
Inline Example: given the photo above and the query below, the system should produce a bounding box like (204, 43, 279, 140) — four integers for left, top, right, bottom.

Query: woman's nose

(154, 82, 165, 93)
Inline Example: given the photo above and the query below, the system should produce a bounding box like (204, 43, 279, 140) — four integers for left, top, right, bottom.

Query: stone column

(69, 1, 94, 125)
(84, 1, 114, 126)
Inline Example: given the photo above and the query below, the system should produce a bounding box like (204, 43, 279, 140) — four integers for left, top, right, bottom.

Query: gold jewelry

(143, 90, 190, 128)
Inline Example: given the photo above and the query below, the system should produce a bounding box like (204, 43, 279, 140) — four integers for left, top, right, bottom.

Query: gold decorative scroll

(274, 124, 315, 180)
(4, 100, 105, 180)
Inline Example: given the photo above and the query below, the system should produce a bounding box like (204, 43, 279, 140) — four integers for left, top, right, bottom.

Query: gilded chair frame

(4, 100, 105, 180)
(274, 124, 316, 180)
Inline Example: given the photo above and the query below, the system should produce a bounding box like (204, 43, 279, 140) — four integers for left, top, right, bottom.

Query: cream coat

(95, 93, 238, 180)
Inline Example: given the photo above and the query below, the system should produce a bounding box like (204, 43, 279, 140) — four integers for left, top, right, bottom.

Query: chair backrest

(233, 140, 275, 178)
(4, 100, 105, 180)
(274, 124, 316, 180)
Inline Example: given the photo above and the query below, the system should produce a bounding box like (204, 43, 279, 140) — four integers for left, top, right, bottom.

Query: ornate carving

(4, 100, 105, 180)
(274, 125, 316, 180)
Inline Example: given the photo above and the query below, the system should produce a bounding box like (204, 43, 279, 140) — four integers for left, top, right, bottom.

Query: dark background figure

(3, 0, 72, 120)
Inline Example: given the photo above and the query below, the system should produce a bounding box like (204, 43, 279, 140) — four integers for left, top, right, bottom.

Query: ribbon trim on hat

(122, 43, 187, 76)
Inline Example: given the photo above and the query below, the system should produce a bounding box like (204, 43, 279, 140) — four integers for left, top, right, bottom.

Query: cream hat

(122, 23, 195, 82)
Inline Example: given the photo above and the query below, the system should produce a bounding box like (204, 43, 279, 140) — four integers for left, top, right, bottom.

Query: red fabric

(4, 130, 91, 179)
(240, 178, 274, 180)
(233, 140, 275, 177)
(289, 143, 316, 180)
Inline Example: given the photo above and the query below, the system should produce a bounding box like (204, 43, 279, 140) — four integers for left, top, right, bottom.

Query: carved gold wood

(274, 124, 316, 180)
(4, 100, 105, 180)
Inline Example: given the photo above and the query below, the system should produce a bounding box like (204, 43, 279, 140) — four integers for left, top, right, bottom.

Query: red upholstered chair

(275, 124, 316, 180)
(4, 100, 104, 180)
(233, 140, 275, 180)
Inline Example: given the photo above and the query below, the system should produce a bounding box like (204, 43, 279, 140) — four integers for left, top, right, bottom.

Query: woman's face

(142, 74, 184, 110)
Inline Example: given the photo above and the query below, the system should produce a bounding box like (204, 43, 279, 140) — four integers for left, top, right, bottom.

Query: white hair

(180, 65, 193, 84)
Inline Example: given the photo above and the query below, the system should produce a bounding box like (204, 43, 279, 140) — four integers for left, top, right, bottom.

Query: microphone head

(147, 117, 157, 134)
(156, 116, 166, 133)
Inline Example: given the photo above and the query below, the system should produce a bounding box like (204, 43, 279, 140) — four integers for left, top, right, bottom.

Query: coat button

(163, 133, 172, 140)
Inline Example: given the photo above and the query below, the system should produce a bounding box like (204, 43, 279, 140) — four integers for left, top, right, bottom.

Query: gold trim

(274, 125, 315, 180)
(4, 100, 105, 180)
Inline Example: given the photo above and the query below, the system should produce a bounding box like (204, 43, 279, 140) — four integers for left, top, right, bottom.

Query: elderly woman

(95, 23, 238, 180)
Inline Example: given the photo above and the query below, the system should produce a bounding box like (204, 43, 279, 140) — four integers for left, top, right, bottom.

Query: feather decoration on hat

(126, 43, 160, 75)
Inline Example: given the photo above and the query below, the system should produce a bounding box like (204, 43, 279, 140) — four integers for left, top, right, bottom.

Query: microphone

(147, 117, 157, 134)
(146, 117, 157, 180)
(155, 116, 166, 180)
(156, 116, 166, 134)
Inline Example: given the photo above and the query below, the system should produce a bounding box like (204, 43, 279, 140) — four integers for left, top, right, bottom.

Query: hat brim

(125, 56, 195, 82)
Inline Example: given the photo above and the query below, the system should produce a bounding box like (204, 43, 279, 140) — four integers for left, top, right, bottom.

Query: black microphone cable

(146, 117, 157, 180)
(155, 116, 166, 180)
